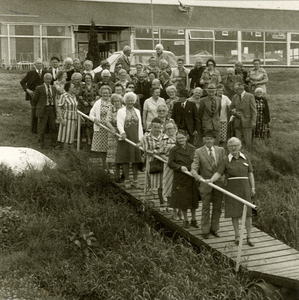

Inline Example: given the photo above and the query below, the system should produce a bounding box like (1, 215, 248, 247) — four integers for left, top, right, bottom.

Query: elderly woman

(63, 57, 74, 82)
(160, 121, 177, 215)
(116, 69, 129, 90)
(140, 117, 165, 208)
(54, 70, 67, 101)
(168, 131, 199, 228)
(73, 58, 83, 74)
(171, 58, 190, 93)
(116, 92, 143, 189)
(165, 85, 179, 117)
(125, 81, 141, 110)
(157, 104, 174, 128)
(148, 71, 157, 84)
(106, 94, 123, 177)
(200, 58, 222, 91)
(143, 87, 166, 131)
(247, 59, 268, 94)
(216, 84, 231, 144)
(114, 83, 125, 96)
(208, 137, 255, 246)
(158, 59, 172, 78)
(252, 88, 270, 139)
(83, 60, 95, 81)
(98, 69, 115, 91)
(89, 85, 113, 170)
(71, 72, 83, 98)
(57, 82, 78, 149)
(188, 87, 202, 110)
(78, 73, 99, 145)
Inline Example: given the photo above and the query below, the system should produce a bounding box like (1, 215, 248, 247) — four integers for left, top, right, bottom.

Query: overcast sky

(82, 0, 299, 10)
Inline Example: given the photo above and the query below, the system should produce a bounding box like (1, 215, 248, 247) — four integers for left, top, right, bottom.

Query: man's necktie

(209, 148, 216, 169)
(47, 85, 53, 105)
(54, 69, 57, 79)
(211, 97, 216, 114)
(39, 70, 42, 78)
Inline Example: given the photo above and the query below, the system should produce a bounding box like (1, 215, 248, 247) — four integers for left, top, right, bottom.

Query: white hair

(64, 57, 73, 65)
(101, 70, 111, 77)
(35, 58, 42, 63)
(255, 87, 263, 93)
(227, 137, 242, 146)
(83, 60, 93, 67)
(155, 44, 164, 50)
(123, 92, 137, 104)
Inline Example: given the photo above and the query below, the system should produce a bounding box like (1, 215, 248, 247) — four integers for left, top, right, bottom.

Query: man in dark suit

(171, 89, 199, 145)
(198, 84, 222, 145)
(20, 58, 47, 134)
(189, 57, 205, 91)
(116, 46, 131, 74)
(191, 131, 225, 239)
(159, 72, 172, 100)
(135, 72, 151, 117)
(230, 83, 257, 149)
(32, 73, 57, 149)
(48, 56, 60, 84)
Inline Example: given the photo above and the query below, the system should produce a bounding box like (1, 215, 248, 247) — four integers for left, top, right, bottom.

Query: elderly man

(32, 73, 57, 149)
(116, 46, 131, 74)
(48, 56, 60, 84)
(94, 59, 116, 83)
(230, 83, 257, 149)
(189, 57, 205, 91)
(155, 44, 171, 69)
(198, 84, 221, 145)
(234, 61, 248, 85)
(135, 72, 151, 116)
(191, 131, 225, 239)
(63, 57, 74, 82)
(20, 58, 47, 134)
(171, 58, 190, 93)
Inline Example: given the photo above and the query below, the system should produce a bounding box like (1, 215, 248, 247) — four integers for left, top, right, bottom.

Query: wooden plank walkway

(113, 171, 299, 290)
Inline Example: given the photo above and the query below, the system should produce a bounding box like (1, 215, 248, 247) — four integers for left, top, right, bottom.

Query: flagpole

(151, 0, 155, 50)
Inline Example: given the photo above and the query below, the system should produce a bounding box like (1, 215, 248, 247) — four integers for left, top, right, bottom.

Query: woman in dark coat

(168, 132, 200, 228)
(252, 87, 270, 139)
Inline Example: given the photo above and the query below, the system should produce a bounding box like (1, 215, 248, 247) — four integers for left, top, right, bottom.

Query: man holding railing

(191, 131, 225, 239)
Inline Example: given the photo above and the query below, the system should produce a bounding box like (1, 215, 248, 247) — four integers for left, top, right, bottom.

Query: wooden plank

(248, 258, 299, 272)
(271, 271, 299, 278)
(270, 267, 299, 276)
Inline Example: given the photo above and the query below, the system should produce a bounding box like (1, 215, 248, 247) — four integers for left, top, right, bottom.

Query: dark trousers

(31, 106, 38, 134)
(37, 106, 56, 146)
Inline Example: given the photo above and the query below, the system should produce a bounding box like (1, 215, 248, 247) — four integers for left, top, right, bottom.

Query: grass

(0, 69, 299, 299)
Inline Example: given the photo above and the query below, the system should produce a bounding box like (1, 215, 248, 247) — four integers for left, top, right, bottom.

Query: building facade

(1, 0, 299, 68)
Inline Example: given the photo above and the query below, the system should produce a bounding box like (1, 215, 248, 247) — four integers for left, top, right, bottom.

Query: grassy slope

(0, 69, 298, 299)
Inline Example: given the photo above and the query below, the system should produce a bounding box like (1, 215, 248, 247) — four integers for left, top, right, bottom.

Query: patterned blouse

(79, 83, 99, 114)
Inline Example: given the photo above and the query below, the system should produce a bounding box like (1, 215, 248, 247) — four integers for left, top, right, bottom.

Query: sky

(81, 0, 299, 10)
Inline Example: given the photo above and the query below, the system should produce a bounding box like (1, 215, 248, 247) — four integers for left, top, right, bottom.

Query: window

(241, 42, 264, 64)
(160, 40, 185, 57)
(189, 30, 214, 40)
(265, 43, 287, 65)
(134, 39, 159, 50)
(42, 38, 72, 61)
(10, 37, 40, 63)
(242, 32, 264, 41)
(161, 29, 184, 39)
(10, 25, 34, 36)
(215, 41, 238, 64)
(135, 28, 154, 39)
(189, 40, 213, 65)
(215, 31, 237, 41)
(45, 26, 71, 37)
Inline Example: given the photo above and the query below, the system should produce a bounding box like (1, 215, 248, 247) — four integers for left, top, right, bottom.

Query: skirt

(106, 131, 118, 163)
(57, 118, 77, 144)
(162, 163, 174, 198)
(91, 128, 108, 152)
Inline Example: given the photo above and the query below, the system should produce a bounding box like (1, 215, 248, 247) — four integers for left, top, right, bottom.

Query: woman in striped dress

(89, 85, 113, 171)
(140, 118, 165, 209)
(57, 82, 78, 149)
(160, 121, 177, 214)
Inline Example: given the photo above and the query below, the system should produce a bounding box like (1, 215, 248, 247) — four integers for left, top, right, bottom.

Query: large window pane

(189, 40, 213, 65)
(241, 42, 264, 64)
(12, 25, 34, 36)
(10, 37, 40, 62)
(45, 26, 71, 36)
(291, 34, 299, 42)
(215, 41, 237, 64)
(160, 40, 185, 57)
(189, 30, 214, 39)
(42, 38, 72, 61)
(134, 39, 159, 50)
(135, 28, 155, 39)
(290, 43, 299, 65)
(242, 31, 263, 41)
(215, 31, 237, 41)
(265, 32, 286, 41)
(265, 43, 287, 65)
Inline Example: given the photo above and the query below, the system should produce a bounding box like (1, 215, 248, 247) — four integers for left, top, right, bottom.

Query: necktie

(209, 148, 216, 169)
(181, 102, 185, 108)
(38, 70, 42, 78)
(54, 69, 57, 79)
(211, 97, 216, 114)
(47, 85, 52, 105)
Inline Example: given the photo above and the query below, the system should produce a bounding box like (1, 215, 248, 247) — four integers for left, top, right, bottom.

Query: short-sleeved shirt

(143, 97, 166, 130)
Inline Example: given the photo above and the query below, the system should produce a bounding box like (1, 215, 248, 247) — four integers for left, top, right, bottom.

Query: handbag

(149, 158, 164, 174)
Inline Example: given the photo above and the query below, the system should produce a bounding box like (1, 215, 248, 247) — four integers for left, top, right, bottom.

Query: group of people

(19, 43, 270, 246)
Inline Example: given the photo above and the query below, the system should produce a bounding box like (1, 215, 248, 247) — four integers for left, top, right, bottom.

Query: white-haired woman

(116, 69, 129, 90)
(116, 92, 143, 188)
(89, 85, 113, 170)
(98, 69, 115, 91)
(63, 57, 74, 82)
(83, 60, 95, 81)
(79, 73, 99, 145)
(71, 72, 83, 98)
(208, 137, 255, 246)
(165, 85, 179, 118)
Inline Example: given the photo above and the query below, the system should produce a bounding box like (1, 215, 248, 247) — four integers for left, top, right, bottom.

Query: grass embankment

(0, 69, 298, 298)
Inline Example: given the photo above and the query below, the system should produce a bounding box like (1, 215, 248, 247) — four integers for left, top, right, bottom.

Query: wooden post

(235, 204, 247, 272)
(77, 115, 81, 152)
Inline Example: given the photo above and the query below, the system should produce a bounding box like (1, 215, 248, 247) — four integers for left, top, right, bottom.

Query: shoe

(172, 214, 180, 221)
(108, 169, 115, 175)
(159, 206, 167, 212)
(183, 221, 190, 229)
(167, 207, 173, 212)
(210, 230, 220, 237)
(190, 220, 199, 228)
(178, 210, 183, 220)
(124, 180, 131, 189)
(247, 238, 254, 247)
(235, 237, 240, 246)
(202, 233, 209, 239)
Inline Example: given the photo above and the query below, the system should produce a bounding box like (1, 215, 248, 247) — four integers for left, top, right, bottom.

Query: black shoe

(202, 233, 209, 239)
(235, 239, 239, 246)
(247, 238, 254, 247)
(183, 221, 190, 229)
(210, 230, 220, 237)
(190, 220, 199, 228)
